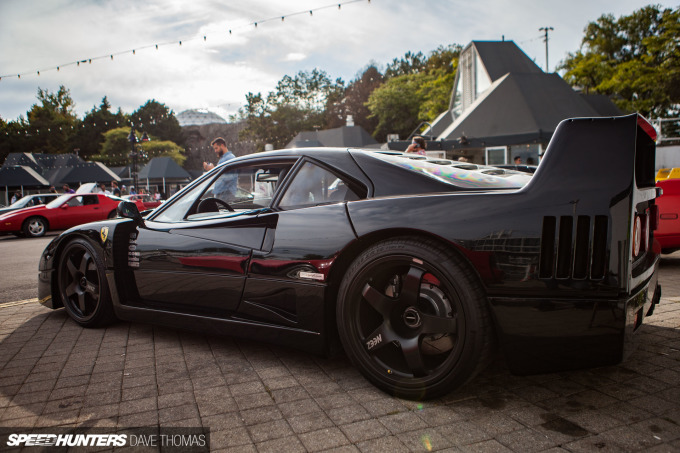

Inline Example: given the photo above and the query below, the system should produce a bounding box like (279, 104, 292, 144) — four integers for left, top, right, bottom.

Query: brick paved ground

(0, 254, 679, 452)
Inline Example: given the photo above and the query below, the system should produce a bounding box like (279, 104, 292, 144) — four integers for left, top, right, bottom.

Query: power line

(0, 0, 369, 81)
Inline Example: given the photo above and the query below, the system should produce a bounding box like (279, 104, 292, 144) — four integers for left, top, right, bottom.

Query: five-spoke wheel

(58, 238, 116, 327)
(23, 216, 47, 238)
(337, 238, 494, 399)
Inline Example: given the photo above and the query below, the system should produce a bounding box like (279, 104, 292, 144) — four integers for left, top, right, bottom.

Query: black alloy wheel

(58, 238, 116, 327)
(337, 238, 495, 399)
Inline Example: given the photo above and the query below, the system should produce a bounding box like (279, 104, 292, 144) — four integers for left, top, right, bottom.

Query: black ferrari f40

(39, 114, 661, 399)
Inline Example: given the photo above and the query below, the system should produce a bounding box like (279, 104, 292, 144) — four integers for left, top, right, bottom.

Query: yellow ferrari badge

(100, 227, 109, 243)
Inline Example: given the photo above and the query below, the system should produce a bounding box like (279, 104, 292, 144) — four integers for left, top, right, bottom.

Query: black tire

(337, 237, 495, 400)
(22, 216, 48, 238)
(57, 238, 117, 327)
(107, 210, 118, 219)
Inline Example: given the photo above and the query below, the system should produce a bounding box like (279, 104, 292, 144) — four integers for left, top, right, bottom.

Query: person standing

(111, 181, 121, 197)
(10, 191, 22, 204)
(204, 137, 237, 202)
(406, 136, 427, 156)
(62, 184, 75, 194)
(98, 183, 111, 195)
(203, 137, 235, 171)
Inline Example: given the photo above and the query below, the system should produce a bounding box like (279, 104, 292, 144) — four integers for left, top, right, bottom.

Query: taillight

(633, 215, 642, 257)
(650, 204, 659, 230)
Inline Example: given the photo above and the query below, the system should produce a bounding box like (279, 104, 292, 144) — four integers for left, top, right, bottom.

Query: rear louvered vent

(539, 215, 608, 280)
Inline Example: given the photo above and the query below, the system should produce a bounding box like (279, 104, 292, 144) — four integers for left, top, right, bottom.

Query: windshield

(368, 153, 532, 189)
(9, 196, 32, 208)
(46, 194, 71, 208)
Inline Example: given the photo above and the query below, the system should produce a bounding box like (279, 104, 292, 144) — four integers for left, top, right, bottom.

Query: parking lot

(0, 234, 679, 452)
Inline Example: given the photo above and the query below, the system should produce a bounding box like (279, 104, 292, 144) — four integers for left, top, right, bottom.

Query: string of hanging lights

(0, 0, 370, 81)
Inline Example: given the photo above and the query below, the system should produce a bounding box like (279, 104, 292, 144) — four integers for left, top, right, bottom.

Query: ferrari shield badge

(100, 227, 109, 243)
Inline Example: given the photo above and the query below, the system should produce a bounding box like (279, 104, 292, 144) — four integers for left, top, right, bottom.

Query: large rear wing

(526, 114, 658, 293)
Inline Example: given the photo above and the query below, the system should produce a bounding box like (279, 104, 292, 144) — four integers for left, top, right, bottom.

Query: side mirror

(60, 204, 68, 209)
(117, 201, 144, 225)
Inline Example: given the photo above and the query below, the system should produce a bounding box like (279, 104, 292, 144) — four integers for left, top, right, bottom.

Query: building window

(450, 45, 492, 120)
(485, 146, 508, 165)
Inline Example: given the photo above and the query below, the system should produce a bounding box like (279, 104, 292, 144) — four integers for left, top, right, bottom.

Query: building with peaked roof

(0, 152, 122, 203)
(138, 157, 191, 196)
(285, 123, 378, 149)
(391, 40, 622, 165)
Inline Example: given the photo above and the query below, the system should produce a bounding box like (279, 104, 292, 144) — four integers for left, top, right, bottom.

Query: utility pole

(539, 26, 554, 72)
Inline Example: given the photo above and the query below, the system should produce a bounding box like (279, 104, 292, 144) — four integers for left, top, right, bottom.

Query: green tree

(384, 51, 427, 78)
(131, 100, 183, 144)
(367, 44, 461, 140)
(71, 97, 127, 159)
(326, 64, 384, 131)
(0, 117, 28, 165)
(366, 73, 423, 141)
(239, 70, 345, 150)
(560, 5, 680, 117)
(24, 86, 78, 154)
(93, 127, 185, 167)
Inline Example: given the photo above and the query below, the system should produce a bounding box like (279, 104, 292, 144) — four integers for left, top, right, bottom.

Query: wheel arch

(324, 228, 492, 352)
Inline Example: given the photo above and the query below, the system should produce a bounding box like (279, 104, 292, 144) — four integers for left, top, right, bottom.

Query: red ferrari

(0, 193, 144, 238)
(656, 178, 680, 254)
(123, 193, 162, 210)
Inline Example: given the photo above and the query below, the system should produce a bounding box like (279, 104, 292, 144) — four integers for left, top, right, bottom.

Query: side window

(82, 195, 99, 206)
(66, 197, 83, 207)
(278, 162, 361, 210)
(191, 164, 291, 219)
(152, 162, 293, 223)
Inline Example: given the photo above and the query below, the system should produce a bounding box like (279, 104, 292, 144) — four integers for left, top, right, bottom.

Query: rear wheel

(23, 216, 48, 238)
(57, 238, 116, 327)
(107, 210, 118, 219)
(337, 237, 495, 399)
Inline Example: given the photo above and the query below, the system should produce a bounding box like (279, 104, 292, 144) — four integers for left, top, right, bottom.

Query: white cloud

(284, 53, 307, 62)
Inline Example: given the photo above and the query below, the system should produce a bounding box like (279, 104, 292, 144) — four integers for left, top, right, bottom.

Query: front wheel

(57, 238, 117, 327)
(23, 216, 48, 237)
(337, 237, 495, 400)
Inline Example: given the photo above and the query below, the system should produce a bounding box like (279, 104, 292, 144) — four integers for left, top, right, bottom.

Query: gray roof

(2, 153, 42, 173)
(438, 73, 605, 141)
(285, 125, 377, 149)
(0, 165, 50, 188)
(138, 157, 191, 181)
(45, 162, 120, 186)
(472, 41, 543, 81)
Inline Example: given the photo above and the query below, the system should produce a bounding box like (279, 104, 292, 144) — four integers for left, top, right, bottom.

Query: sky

(0, 0, 675, 123)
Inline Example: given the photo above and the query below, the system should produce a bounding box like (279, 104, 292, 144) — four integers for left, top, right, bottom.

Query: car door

(239, 159, 366, 329)
(51, 194, 101, 229)
(125, 158, 296, 318)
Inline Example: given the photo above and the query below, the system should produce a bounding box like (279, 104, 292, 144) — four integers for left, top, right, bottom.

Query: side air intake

(539, 215, 608, 280)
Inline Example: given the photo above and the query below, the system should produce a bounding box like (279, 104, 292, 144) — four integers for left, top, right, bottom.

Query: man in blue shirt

(203, 137, 236, 201)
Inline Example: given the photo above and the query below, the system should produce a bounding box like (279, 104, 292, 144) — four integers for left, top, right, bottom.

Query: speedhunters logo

(2, 428, 209, 451)
(7, 434, 127, 447)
